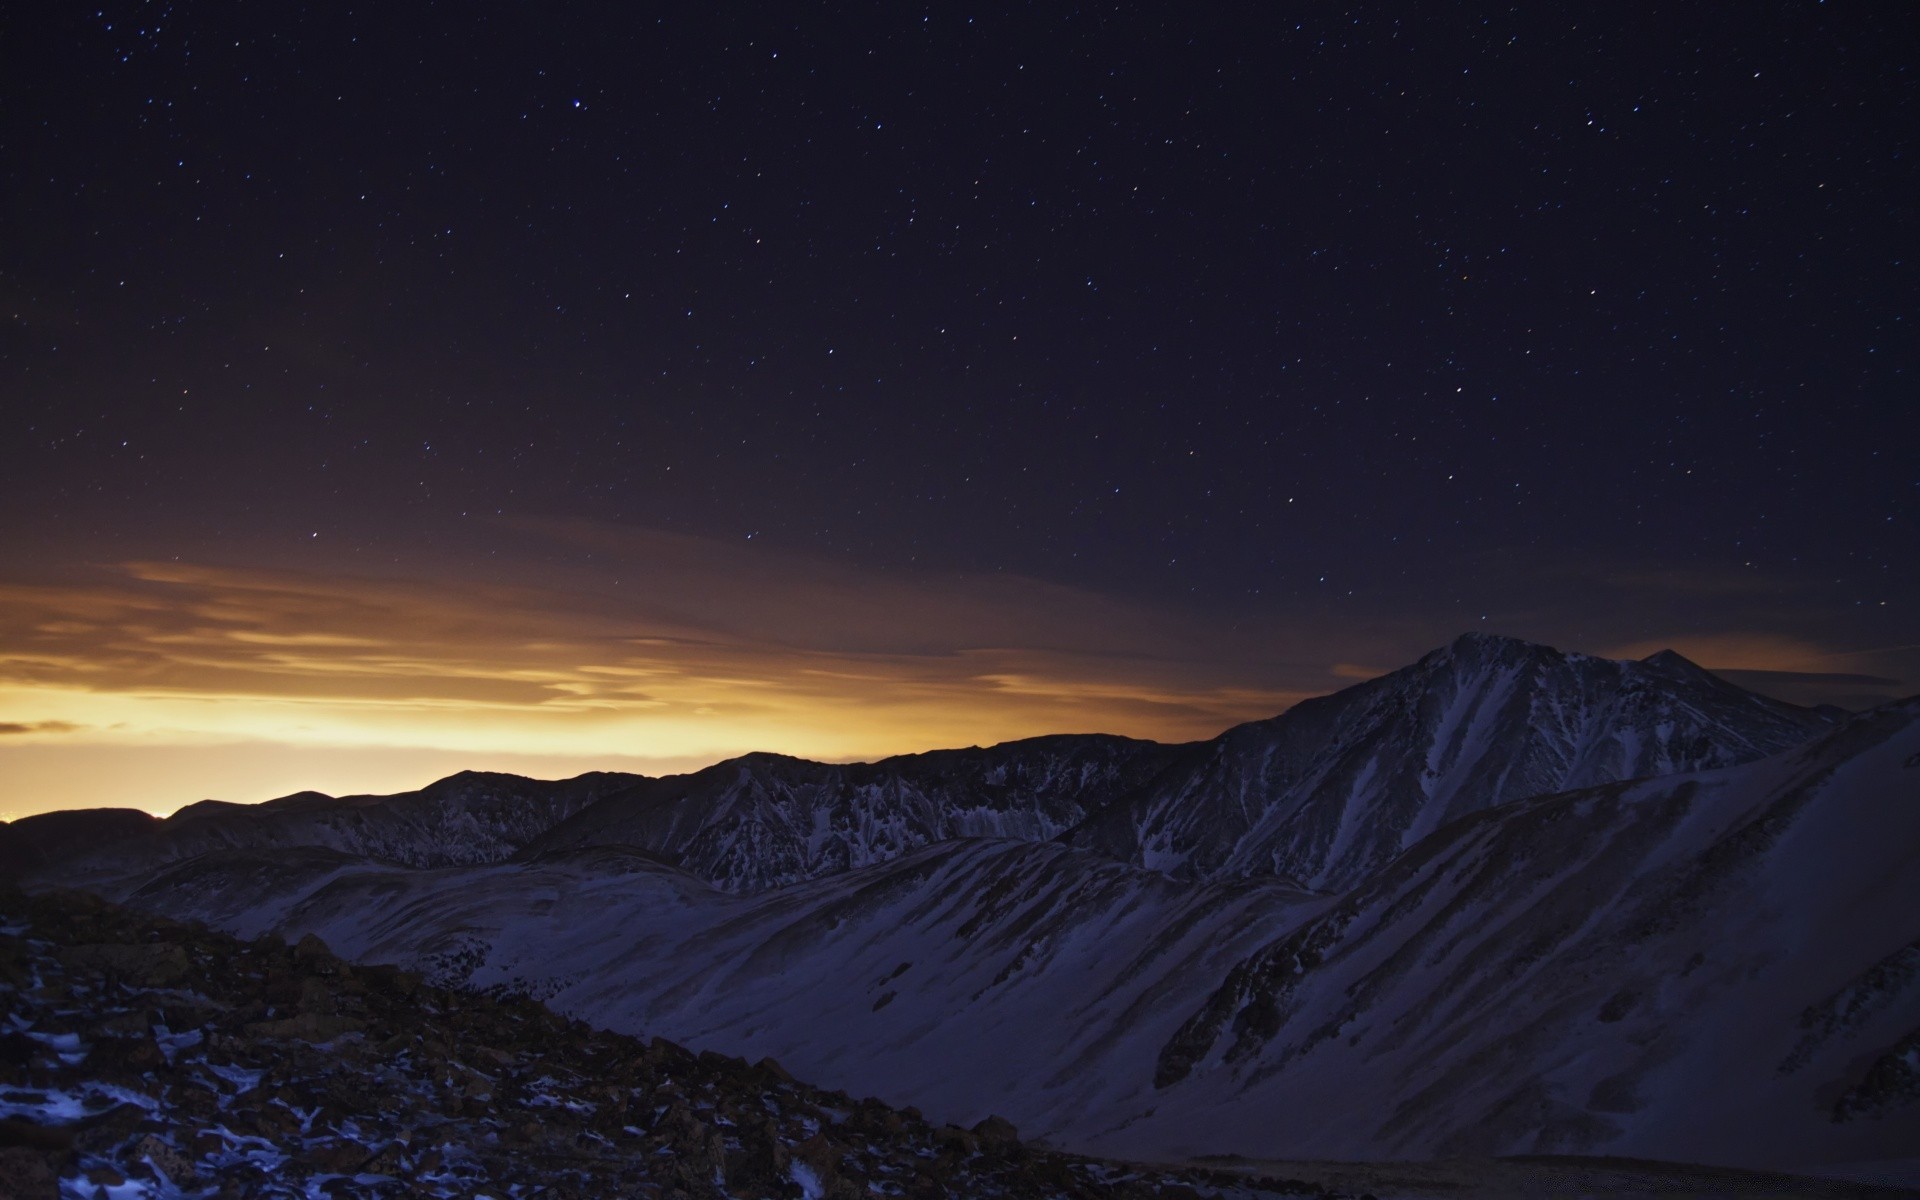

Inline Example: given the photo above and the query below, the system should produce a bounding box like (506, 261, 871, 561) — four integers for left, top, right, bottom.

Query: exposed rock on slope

(521, 735, 1186, 892)
(1133, 699, 1920, 1172)
(14, 634, 1904, 1183)
(83, 700, 1920, 1171)
(105, 839, 1325, 1150)
(30, 637, 1825, 901)
(1071, 632, 1832, 890)
(0, 888, 1328, 1199)
(44, 735, 1183, 897)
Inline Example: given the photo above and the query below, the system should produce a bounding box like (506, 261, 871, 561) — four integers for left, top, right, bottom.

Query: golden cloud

(0, 523, 1346, 816)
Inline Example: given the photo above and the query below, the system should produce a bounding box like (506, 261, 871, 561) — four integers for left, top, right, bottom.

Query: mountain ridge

(17, 633, 1837, 899)
(14, 633, 1912, 1179)
(60, 696, 1920, 1177)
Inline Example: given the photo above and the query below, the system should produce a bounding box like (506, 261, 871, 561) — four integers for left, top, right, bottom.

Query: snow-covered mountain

(91, 698, 1920, 1177)
(37, 635, 1825, 900)
(1071, 632, 1832, 890)
(40, 734, 1180, 897)
(1134, 698, 1920, 1172)
(520, 734, 1184, 891)
(18, 633, 1911, 1180)
(110, 837, 1325, 1151)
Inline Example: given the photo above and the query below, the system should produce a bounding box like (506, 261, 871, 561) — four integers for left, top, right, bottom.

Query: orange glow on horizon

(4, 522, 1907, 822)
(0, 527, 1331, 819)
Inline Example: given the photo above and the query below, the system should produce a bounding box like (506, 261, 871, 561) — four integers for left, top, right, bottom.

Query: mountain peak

(1442, 629, 1578, 659)
(1640, 647, 1704, 672)
(1448, 629, 1531, 650)
(1434, 630, 1554, 667)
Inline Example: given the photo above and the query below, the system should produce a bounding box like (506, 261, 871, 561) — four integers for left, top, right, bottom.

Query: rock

(55, 943, 190, 987)
(93, 1032, 166, 1074)
(132, 1133, 196, 1185)
(190, 1128, 231, 1157)
(971, 1113, 1019, 1150)
(97, 1010, 152, 1037)
(297, 975, 336, 1016)
(0, 1147, 58, 1199)
(0, 887, 1309, 1200)
(0, 1118, 74, 1152)
(244, 1012, 367, 1041)
(725, 1114, 791, 1195)
(698, 1047, 746, 1074)
(306, 1138, 372, 1174)
(933, 1124, 979, 1155)
(792, 1130, 840, 1178)
(293, 932, 339, 972)
(754, 1054, 796, 1083)
(362, 963, 421, 996)
(0, 1032, 37, 1068)
(72, 1103, 148, 1155)
(664, 1122, 727, 1193)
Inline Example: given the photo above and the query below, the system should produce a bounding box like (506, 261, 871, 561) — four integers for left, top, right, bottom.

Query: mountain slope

(18, 638, 1911, 1179)
(42, 770, 636, 896)
(522, 734, 1185, 891)
(1071, 632, 1832, 890)
(78, 697, 1918, 1174)
(1, 888, 1330, 1200)
(32, 636, 1823, 900)
(0, 806, 159, 877)
(40, 735, 1182, 897)
(1131, 698, 1920, 1173)
(109, 837, 1325, 1149)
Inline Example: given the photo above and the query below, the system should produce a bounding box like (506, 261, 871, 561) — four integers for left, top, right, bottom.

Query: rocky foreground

(0, 888, 1329, 1200)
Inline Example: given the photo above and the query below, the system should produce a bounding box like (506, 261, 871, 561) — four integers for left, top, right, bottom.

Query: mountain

(1133, 698, 1920, 1173)
(36, 636, 1824, 901)
(1070, 632, 1833, 890)
(0, 887, 1332, 1200)
(107, 837, 1326, 1150)
(44, 770, 636, 896)
(0, 806, 158, 877)
(17, 633, 1910, 1184)
(80, 698, 1920, 1178)
(41, 734, 1182, 898)
(520, 734, 1186, 891)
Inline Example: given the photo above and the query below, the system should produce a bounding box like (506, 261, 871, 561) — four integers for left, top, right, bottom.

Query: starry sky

(3, 3, 1914, 818)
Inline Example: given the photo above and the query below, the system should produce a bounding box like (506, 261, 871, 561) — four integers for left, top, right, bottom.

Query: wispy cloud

(0, 523, 1348, 813)
(2, 520, 1908, 817)
(0, 720, 80, 736)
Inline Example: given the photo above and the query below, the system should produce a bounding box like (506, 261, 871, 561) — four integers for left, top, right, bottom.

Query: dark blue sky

(3, 3, 1915, 723)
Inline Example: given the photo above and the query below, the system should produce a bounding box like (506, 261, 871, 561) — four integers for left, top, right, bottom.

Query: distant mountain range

(11, 633, 1917, 1182)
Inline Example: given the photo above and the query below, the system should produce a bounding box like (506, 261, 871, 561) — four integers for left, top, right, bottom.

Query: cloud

(0, 720, 80, 735)
(1600, 633, 1916, 710)
(1706, 669, 1910, 712)
(4, 519, 1908, 816)
(1711, 669, 1901, 688)
(1328, 662, 1388, 681)
(0, 523, 1353, 809)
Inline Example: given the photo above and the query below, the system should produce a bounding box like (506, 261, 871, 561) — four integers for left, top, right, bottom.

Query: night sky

(3, 3, 1914, 817)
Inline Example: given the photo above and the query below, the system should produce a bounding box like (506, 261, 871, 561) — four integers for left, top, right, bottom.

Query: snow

(152, 1024, 202, 1064)
(789, 1159, 825, 1199)
(48, 636, 1900, 1176)
(3, 1079, 156, 1123)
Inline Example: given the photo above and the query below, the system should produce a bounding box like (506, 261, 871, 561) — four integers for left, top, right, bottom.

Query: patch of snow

(790, 1158, 825, 1199)
(152, 1024, 203, 1064)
